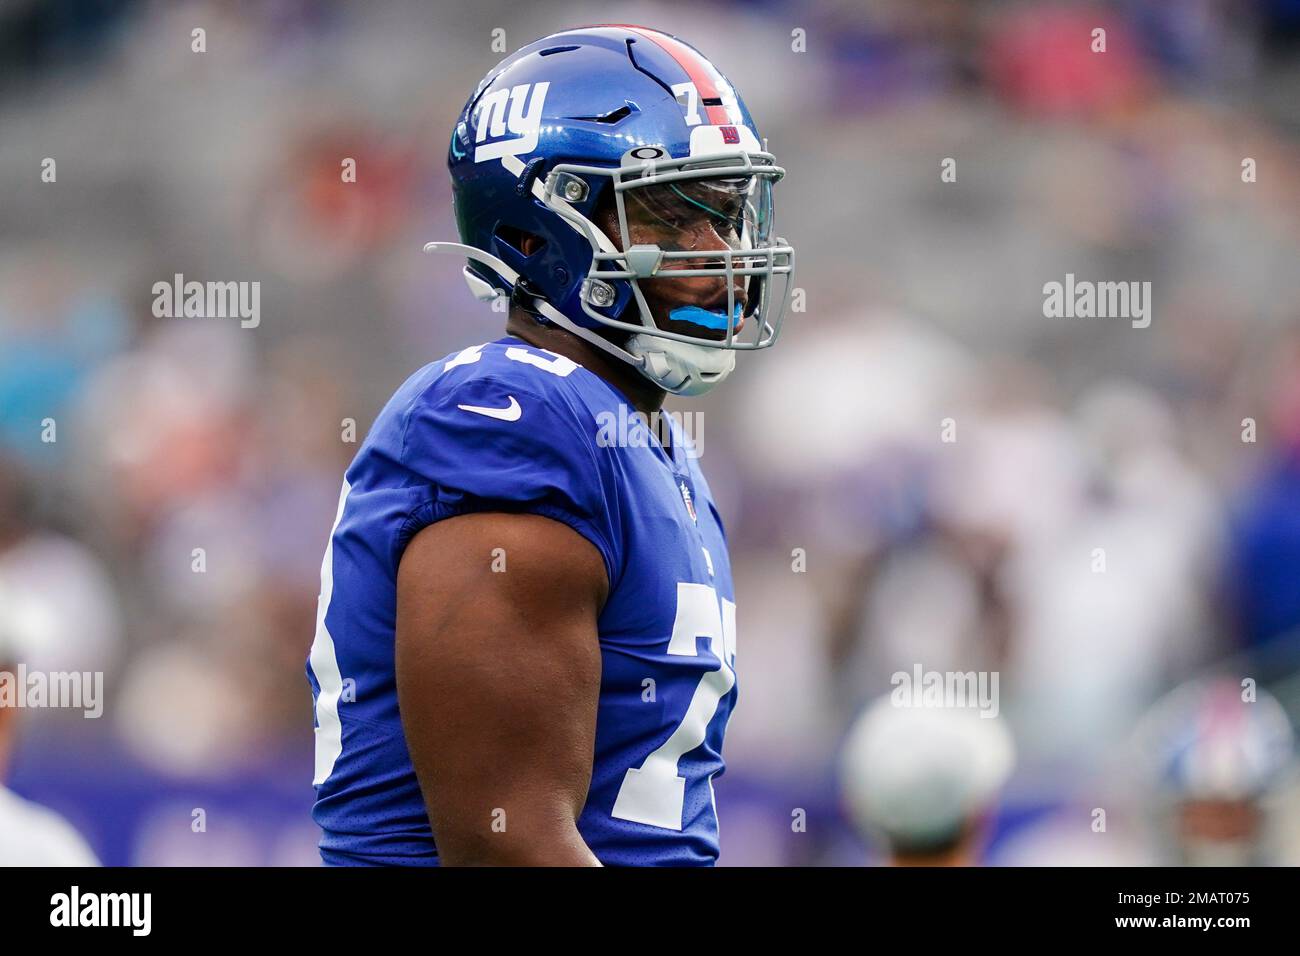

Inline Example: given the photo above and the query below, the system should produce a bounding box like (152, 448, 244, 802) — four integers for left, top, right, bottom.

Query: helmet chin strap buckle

(639, 349, 677, 385)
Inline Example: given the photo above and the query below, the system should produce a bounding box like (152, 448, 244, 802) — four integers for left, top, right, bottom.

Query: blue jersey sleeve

(398, 371, 623, 586)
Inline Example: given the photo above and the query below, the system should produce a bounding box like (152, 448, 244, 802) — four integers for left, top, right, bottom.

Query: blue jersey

(306, 336, 738, 866)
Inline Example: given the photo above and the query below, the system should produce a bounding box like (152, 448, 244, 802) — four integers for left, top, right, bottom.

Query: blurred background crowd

(1, 0, 1299, 865)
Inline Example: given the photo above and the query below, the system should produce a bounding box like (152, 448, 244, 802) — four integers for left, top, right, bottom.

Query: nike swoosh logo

(457, 395, 522, 422)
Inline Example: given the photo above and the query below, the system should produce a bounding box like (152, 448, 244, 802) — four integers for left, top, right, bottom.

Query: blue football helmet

(425, 25, 796, 395)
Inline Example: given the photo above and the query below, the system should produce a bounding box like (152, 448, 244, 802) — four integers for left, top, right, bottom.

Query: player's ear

(494, 223, 546, 258)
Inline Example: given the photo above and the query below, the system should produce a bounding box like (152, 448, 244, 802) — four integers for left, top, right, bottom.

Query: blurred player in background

(840, 693, 1015, 866)
(1135, 677, 1298, 866)
(306, 26, 794, 865)
(0, 619, 98, 866)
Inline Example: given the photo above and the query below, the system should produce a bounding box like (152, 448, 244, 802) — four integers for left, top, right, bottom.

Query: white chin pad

(626, 334, 737, 396)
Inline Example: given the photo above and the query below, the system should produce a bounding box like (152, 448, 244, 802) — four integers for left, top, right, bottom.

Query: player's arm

(395, 510, 608, 866)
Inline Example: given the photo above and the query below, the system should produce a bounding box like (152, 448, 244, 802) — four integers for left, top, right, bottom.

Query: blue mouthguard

(668, 303, 744, 331)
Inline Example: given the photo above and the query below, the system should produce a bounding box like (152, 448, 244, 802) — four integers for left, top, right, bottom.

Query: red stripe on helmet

(593, 24, 732, 125)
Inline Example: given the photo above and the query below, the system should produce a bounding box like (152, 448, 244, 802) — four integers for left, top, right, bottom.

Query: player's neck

(505, 309, 666, 417)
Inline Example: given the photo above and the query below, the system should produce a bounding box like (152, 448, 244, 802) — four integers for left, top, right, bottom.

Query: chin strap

(423, 242, 735, 396)
(625, 335, 736, 396)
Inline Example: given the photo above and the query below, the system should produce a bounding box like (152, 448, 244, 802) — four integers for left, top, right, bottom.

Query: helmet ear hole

(494, 224, 546, 257)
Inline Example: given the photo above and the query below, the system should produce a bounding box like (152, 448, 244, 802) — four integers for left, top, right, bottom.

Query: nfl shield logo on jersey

(679, 480, 698, 523)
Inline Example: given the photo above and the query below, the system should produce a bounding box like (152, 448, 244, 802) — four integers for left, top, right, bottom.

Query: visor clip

(584, 278, 616, 308)
(546, 171, 589, 204)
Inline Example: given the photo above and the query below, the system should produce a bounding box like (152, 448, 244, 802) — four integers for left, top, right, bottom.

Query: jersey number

(309, 481, 350, 786)
(611, 582, 736, 831)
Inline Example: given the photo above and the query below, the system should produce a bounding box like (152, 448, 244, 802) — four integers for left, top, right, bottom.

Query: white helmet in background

(840, 695, 1015, 858)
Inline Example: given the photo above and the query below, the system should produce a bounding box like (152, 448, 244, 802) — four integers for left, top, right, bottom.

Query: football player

(0, 604, 99, 866)
(1134, 677, 1297, 865)
(839, 694, 1015, 866)
(307, 25, 794, 865)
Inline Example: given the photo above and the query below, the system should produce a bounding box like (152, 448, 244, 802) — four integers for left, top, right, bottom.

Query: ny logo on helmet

(474, 81, 550, 163)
